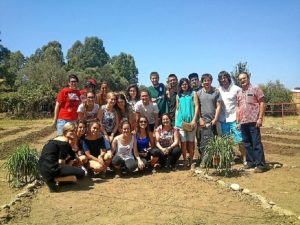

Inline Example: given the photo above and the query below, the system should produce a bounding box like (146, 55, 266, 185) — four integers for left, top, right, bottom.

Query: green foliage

(201, 136, 235, 176)
(111, 53, 139, 84)
(261, 80, 292, 103)
(3, 145, 40, 188)
(230, 62, 251, 87)
(0, 84, 56, 118)
(261, 80, 293, 116)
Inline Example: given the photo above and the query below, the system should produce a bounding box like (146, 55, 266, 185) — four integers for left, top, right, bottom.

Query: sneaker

(244, 164, 253, 169)
(114, 170, 121, 179)
(190, 163, 196, 171)
(100, 170, 106, 179)
(151, 168, 157, 174)
(81, 166, 88, 176)
(254, 167, 265, 173)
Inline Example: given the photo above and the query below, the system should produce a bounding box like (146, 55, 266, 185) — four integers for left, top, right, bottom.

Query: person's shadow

(56, 176, 107, 192)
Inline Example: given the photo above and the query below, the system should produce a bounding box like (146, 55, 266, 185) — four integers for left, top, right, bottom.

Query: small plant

(201, 135, 235, 176)
(3, 144, 40, 188)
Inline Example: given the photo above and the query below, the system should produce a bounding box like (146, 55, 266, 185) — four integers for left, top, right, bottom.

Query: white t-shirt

(134, 100, 158, 124)
(77, 103, 100, 122)
(218, 84, 241, 123)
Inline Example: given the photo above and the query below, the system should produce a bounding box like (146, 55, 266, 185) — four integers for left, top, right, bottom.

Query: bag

(182, 121, 193, 132)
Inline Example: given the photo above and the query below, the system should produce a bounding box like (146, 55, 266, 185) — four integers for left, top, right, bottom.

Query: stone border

(194, 168, 300, 220)
(0, 180, 43, 224)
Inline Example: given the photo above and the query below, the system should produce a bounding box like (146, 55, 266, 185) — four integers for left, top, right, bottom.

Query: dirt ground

(0, 119, 299, 225)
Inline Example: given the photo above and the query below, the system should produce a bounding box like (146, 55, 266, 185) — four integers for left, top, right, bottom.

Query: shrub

(3, 144, 40, 188)
(201, 136, 235, 176)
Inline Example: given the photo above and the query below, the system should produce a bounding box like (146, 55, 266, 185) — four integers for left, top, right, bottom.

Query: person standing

(148, 72, 168, 120)
(134, 89, 159, 147)
(236, 72, 267, 173)
(176, 78, 199, 169)
(79, 79, 97, 102)
(188, 73, 202, 161)
(166, 74, 178, 126)
(217, 71, 246, 164)
(53, 74, 81, 135)
(197, 73, 222, 156)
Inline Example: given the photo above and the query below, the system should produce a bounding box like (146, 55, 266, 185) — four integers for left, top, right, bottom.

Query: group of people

(38, 71, 267, 192)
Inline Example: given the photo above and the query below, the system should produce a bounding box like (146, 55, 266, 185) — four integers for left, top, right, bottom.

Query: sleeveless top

(115, 136, 134, 160)
(101, 105, 117, 133)
(157, 125, 175, 148)
(175, 91, 195, 128)
(136, 134, 150, 152)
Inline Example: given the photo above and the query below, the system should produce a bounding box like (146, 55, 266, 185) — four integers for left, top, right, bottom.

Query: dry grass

(0, 118, 52, 129)
(264, 115, 300, 130)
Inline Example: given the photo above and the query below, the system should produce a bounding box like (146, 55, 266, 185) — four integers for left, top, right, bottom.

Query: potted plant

(201, 135, 235, 176)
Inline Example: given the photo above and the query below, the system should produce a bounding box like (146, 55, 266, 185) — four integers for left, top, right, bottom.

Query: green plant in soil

(201, 135, 235, 176)
(3, 144, 40, 188)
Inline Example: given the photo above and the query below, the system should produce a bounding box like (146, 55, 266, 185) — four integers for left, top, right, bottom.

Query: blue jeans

(240, 123, 266, 169)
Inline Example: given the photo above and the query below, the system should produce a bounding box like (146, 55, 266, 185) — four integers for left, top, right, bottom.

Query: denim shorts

(56, 119, 77, 136)
(178, 127, 196, 142)
(221, 121, 242, 143)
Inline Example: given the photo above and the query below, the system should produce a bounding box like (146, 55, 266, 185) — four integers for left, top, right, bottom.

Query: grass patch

(264, 115, 300, 130)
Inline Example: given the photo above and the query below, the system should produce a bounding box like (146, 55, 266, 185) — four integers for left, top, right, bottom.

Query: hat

(87, 79, 96, 86)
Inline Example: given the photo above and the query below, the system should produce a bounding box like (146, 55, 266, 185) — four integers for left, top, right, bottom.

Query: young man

(148, 72, 168, 120)
(188, 73, 202, 159)
(217, 71, 246, 164)
(166, 74, 178, 126)
(197, 73, 222, 155)
(53, 74, 81, 135)
(188, 73, 202, 92)
(134, 89, 159, 145)
(236, 72, 267, 173)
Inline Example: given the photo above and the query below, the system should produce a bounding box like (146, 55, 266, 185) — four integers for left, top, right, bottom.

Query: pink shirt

(237, 84, 264, 124)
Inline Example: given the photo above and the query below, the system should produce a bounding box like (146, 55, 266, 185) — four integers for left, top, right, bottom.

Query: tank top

(157, 125, 174, 148)
(101, 105, 117, 133)
(116, 136, 134, 160)
(136, 134, 150, 152)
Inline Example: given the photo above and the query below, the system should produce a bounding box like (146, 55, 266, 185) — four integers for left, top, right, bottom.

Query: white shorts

(178, 128, 196, 142)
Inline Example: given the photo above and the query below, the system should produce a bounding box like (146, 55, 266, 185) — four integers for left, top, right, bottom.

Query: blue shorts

(221, 121, 242, 143)
(56, 119, 77, 136)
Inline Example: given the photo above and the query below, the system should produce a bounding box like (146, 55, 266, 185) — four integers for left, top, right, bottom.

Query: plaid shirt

(237, 84, 264, 124)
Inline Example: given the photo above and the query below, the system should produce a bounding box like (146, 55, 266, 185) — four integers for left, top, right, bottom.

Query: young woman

(126, 84, 140, 110)
(116, 93, 135, 133)
(53, 74, 81, 135)
(97, 92, 119, 143)
(175, 78, 199, 169)
(155, 114, 182, 170)
(38, 122, 85, 192)
(77, 91, 99, 125)
(111, 121, 145, 178)
(82, 122, 112, 175)
(96, 81, 109, 106)
(136, 116, 160, 172)
(73, 120, 88, 166)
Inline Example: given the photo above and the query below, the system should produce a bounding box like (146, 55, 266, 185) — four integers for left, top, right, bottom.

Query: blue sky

(1, 0, 299, 89)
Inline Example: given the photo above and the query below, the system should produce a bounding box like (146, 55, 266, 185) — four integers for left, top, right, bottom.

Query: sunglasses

(87, 96, 94, 99)
(139, 120, 147, 124)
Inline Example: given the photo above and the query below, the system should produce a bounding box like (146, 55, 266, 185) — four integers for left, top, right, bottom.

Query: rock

(17, 191, 30, 198)
(26, 183, 37, 191)
(204, 174, 214, 181)
(242, 188, 250, 194)
(230, 183, 240, 191)
(268, 201, 276, 205)
(0, 204, 10, 210)
(217, 180, 227, 188)
(273, 164, 282, 169)
(195, 169, 203, 175)
(261, 201, 272, 209)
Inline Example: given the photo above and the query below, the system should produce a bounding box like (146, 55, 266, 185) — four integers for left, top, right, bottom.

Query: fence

(265, 102, 300, 125)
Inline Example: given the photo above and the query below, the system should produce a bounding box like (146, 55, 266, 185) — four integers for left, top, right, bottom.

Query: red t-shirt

(57, 88, 81, 120)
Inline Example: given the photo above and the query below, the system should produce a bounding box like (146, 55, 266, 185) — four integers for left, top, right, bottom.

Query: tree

(230, 62, 251, 87)
(260, 80, 293, 116)
(111, 53, 139, 84)
(16, 41, 66, 89)
(66, 40, 83, 70)
(261, 80, 292, 103)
